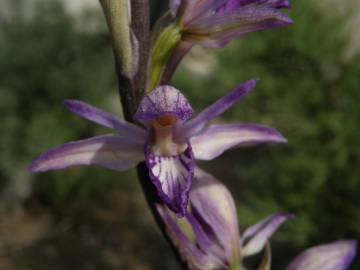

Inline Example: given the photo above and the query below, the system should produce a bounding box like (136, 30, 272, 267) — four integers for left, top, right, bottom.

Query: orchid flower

(150, 0, 293, 88)
(157, 167, 294, 270)
(157, 168, 357, 270)
(30, 79, 286, 216)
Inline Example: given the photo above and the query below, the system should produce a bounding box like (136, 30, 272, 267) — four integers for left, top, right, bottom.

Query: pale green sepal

(149, 24, 181, 91)
(258, 242, 272, 270)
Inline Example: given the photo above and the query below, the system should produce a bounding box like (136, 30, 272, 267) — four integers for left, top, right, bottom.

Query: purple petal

(218, 0, 291, 13)
(185, 212, 228, 267)
(191, 123, 287, 160)
(185, 7, 293, 48)
(241, 213, 295, 257)
(145, 142, 195, 216)
(64, 99, 147, 141)
(156, 204, 218, 269)
(177, 79, 258, 140)
(181, 0, 229, 24)
(134, 85, 193, 125)
(30, 135, 144, 172)
(189, 168, 241, 264)
(286, 240, 357, 270)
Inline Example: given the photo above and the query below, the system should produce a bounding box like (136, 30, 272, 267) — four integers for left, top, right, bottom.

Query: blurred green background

(0, 0, 359, 269)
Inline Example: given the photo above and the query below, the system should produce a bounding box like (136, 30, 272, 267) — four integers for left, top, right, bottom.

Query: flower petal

(185, 7, 292, 48)
(182, 0, 229, 24)
(218, 0, 291, 13)
(156, 204, 218, 270)
(286, 240, 357, 270)
(135, 85, 193, 125)
(191, 123, 287, 160)
(30, 135, 144, 172)
(64, 99, 147, 141)
(145, 142, 195, 216)
(189, 168, 241, 264)
(241, 213, 295, 257)
(178, 79, 258, 140)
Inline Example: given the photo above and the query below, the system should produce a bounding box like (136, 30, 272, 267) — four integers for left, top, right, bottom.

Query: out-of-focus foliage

(0, 0, 359, 269)
(0, 0, 139, 210)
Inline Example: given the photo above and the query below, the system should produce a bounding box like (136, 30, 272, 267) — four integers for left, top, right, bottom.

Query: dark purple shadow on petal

(144, 141, 195, 217)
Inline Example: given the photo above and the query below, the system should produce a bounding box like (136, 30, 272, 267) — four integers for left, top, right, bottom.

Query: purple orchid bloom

(30, 79, 286, 216)
(161, 0, 292, 83)
(157, 167, 294, 269)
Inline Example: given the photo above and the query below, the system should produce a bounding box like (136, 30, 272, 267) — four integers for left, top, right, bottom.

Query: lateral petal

(145, 142, 195, 216)
(241, 213, 295, 257)
(178, 79, 257, 139)
(286, 240, 357, 270)
(191, 123, 287, 160)
(64, 99, 147, 141)
(30, 134, 144, 172)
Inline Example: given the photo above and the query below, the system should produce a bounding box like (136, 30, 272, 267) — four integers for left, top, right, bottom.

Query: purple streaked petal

(145, 142, 195, 216)
(218, 0, 291, 13)
(177, 79, 258, 140)
(185, 7, 293, 48)
(185, 212, 228, 267)
(191, 123, 287, 160)
(135, 85, 193, 124)
(189, 168, 240, 263)
(30, 135, 144, 172)
(286, 240, 357, 270)
(241, 213, 295, 257)
(64, 99, 147, 141)
(156, 204, 218, 270)
(182, 0, 229, 24)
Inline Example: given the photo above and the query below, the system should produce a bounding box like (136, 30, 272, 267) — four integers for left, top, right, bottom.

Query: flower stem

(99, 1, 190, 269)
